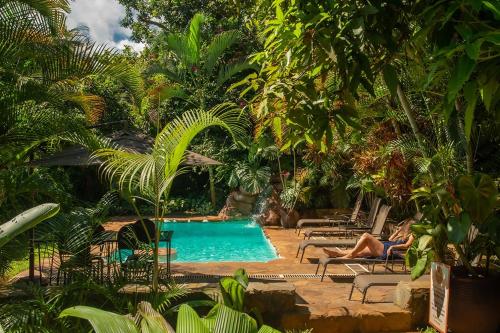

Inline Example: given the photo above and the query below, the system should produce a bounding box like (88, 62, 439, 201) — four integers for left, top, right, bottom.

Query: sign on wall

(429, 262, 450, 333)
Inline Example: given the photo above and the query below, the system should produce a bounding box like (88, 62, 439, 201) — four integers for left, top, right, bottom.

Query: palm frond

(216, 62, 258, 87)
(186, 12, 205, 65)
(165, 32, 192, 67)
(203, 30, 240, 76)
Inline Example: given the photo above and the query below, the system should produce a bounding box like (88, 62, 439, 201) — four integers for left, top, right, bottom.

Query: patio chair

(349, 273, 430, 303)
(54, 224, 110, 285)
(116, 221, 155, 283)
(302, 197, 382, 239)
(295, 193, 365, 235)
(296, 204, 391, 263)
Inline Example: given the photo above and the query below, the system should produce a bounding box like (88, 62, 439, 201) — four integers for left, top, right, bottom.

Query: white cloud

(67, 0, 144, 52)
(114, 39, 145, 53)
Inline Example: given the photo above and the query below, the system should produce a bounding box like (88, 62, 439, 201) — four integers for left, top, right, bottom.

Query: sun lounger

(303, 198, 382, 239)
(296, 238, 358, 262)
(295, 194, 364, 235)
(350, 273, 430, 303)
(315, 253, 405, 281)
(296, 205, 391, 263)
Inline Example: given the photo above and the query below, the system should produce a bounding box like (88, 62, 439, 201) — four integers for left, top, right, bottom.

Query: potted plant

(408, 173, 499, 333)
(278, 175, 301, 228)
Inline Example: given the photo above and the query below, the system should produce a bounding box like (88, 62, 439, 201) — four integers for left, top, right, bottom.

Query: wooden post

(208, 166, 216, 209)
(29, 229, 35, 282)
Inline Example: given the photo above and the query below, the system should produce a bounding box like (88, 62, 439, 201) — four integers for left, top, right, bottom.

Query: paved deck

(103, 220, 414, 332)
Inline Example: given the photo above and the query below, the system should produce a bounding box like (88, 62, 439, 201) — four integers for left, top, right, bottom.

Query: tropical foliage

(93, 103, 248, 290)
(0, 0, 499, 331)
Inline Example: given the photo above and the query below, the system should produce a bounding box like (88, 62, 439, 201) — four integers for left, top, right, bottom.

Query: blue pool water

(159, 219, 278, 262)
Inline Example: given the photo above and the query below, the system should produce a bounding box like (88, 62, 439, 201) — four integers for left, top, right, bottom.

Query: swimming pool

(159, 219, 278, 262)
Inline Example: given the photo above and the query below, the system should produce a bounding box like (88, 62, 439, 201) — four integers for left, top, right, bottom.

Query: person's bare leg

(323, 248, 347, 257)
(341, 233, 384, 259)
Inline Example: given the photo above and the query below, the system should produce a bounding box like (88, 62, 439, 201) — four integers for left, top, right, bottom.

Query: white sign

(429, 262, 450, 333)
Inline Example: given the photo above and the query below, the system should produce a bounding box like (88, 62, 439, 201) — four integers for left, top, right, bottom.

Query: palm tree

(142, 12, 256, 117)
(0, 0, 143, 164)
(92, 103, 247, 290)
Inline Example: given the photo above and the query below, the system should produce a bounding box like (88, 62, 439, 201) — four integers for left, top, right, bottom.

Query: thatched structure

(32, 131, 222, 167)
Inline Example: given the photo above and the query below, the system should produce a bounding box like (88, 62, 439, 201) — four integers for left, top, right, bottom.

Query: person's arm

(388, 226, 402, 241)
(387, 235, 414, 255)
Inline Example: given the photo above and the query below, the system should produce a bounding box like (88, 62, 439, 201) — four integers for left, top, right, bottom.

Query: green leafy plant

(0, 203, 60, 248)
(176, 303, 279, 333)
(93, 103, 247, 291)
(408, 173, 499, 279)
(142, 12, 256, 122)
(60, 301, 175, 333)
(228, 143, 275, 195)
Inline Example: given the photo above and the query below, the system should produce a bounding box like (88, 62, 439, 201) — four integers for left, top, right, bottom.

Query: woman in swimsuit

(322, 216, 418, 259)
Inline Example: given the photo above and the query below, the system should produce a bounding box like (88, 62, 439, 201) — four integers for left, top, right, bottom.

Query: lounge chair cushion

(303, 227, 369, 238)
(299, 238, 358, 251)
(354, 274, 430, 291)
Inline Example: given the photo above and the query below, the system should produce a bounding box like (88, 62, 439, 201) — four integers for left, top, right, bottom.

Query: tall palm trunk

(455, 99, 474, 175)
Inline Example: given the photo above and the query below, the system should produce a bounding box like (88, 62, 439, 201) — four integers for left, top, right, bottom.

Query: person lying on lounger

(322, 217, 417, 259)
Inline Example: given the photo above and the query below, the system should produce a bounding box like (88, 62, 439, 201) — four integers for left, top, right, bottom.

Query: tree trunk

(455, 99, 474, 175)
(209, 166, 216, 208)
(396, 84, 436, 183)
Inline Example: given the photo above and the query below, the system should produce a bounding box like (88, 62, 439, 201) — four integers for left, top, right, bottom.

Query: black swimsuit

(381, 240, 405, 259)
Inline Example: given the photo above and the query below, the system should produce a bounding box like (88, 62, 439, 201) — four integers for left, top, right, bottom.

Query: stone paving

(104, 219, 416, 332)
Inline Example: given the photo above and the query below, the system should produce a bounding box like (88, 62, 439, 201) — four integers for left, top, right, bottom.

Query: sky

(67, 0, 145, 52)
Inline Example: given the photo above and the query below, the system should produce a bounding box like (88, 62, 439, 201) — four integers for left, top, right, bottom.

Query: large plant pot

(278, 208, 299, 228)
(448, 268, 499, 333)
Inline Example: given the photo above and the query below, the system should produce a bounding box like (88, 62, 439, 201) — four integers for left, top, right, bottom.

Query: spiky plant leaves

(185, 13, 205, 65)
(146, 12, 256, 113)
(216, 62, 258, 88)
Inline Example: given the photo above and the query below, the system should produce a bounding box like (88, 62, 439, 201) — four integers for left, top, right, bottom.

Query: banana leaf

(0, 203, 60, 248)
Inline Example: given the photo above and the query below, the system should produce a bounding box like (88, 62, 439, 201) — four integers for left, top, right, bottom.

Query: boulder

(261, 208, 281, 226)
(393, 278, 430, 327)
(234, 191, 257, 204)
(246, 282, 296, 327)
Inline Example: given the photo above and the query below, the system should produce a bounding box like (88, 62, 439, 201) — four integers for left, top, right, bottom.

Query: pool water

(159, 219, 278, 262)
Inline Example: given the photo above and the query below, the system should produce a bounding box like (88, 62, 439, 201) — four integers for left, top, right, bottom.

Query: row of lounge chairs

(294, 196, 426, 302)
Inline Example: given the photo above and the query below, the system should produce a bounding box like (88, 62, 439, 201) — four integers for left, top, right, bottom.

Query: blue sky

(67, 0, 144, 52)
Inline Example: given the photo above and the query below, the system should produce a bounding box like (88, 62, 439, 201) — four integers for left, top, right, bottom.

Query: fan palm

(92, 102, 248, 290)
(143, 12, 256, 114)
